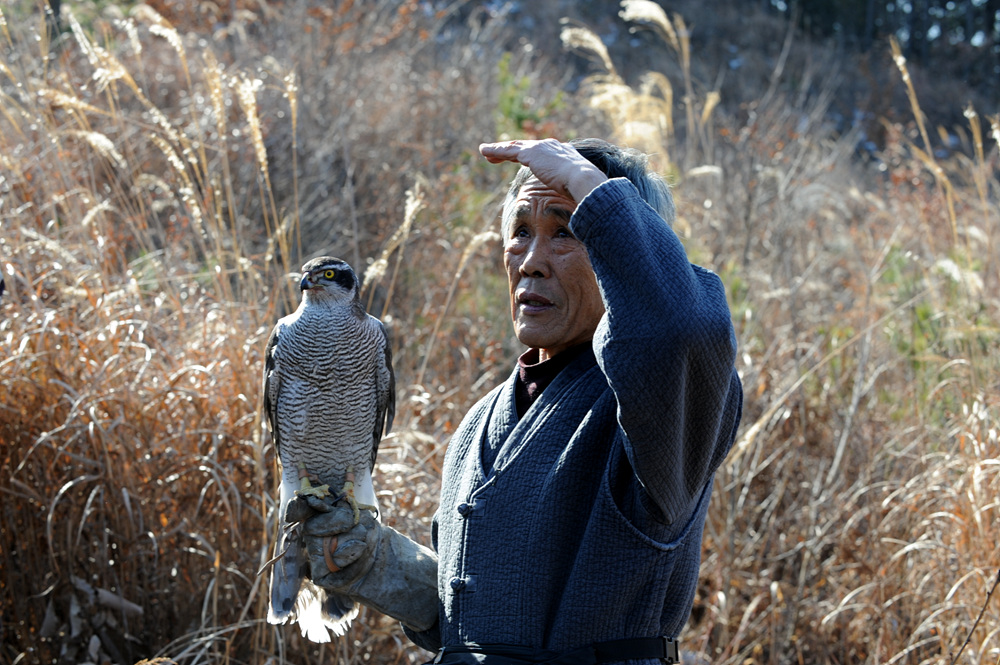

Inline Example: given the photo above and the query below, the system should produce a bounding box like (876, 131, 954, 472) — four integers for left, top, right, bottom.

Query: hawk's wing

(371, 317, 395, 469)
(262, 323, 282, 457)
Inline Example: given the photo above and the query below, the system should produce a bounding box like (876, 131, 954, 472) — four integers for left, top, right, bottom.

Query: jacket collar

(478, 346, 601, 481)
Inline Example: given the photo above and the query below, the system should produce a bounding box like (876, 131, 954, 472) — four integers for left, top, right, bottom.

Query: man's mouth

(516, 291, 553, 312)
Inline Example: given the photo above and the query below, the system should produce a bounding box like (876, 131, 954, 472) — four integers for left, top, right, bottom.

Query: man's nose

(519, 237, 550, 278)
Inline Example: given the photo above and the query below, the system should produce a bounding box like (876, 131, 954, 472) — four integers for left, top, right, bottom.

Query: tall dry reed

(0, 2, 545, 663)
(558, 4, 999, 664)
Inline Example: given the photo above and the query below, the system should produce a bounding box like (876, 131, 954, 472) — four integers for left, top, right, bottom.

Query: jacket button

(457, 502, 472, 517)
(450, 577, 466, 592)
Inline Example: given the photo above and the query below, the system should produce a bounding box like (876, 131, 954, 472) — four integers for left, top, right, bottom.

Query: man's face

(503, 177, 605, 362)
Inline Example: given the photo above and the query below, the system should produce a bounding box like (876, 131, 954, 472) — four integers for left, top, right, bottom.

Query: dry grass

(2, 1, 999, 665)
(0, 2, 530, 663)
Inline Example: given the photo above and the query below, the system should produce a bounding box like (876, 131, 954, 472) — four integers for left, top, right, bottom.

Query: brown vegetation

(1, 1, 998, 664)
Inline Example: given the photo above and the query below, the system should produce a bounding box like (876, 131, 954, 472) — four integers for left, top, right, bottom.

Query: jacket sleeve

(570, 178, 743, 524)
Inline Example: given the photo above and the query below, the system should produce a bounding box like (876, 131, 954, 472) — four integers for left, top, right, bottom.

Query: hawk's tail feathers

(266, 520, 358, 643)
(294, 580, 358, 643)
(267, 527, 303, 626)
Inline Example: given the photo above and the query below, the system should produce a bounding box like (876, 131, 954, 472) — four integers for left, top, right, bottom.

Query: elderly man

(300, 138, 743, 664)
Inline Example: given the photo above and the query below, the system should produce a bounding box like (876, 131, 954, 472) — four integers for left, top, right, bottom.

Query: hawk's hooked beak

(299, 273, 314, 291)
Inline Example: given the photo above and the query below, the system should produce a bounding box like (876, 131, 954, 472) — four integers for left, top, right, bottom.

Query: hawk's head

(298, 257, 358, 303)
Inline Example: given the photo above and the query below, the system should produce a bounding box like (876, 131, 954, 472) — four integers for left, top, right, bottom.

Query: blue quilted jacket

(407, 178, 743, 658)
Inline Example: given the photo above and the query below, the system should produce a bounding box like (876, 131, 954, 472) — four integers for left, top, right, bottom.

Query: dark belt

(429, 636, 680, 665)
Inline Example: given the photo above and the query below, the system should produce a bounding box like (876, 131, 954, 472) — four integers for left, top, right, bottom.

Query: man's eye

(514, 226, 530, 238)
(323, 270, 336, 279)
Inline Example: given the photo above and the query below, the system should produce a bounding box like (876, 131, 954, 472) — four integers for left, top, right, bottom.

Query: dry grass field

(1, 1, 998, 664)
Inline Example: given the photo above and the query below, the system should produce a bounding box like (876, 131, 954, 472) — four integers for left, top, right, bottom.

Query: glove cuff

(348, 525, 439, 632)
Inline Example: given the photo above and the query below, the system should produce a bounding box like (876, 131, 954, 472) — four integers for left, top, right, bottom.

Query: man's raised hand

(479, 139, 607, 203)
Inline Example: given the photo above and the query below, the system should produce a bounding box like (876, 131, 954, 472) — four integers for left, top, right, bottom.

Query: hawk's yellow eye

(323, 270, 336, 279)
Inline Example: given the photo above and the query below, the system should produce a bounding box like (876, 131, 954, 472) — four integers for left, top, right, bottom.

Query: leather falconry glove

(299, 502, 439, 632)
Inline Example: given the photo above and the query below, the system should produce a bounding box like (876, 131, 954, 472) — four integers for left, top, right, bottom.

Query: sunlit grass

(0, 3, 515, 663)
(565, 5, 999, 664)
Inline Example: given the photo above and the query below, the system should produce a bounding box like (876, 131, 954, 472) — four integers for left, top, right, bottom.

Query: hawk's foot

(295, 461, 331, 499)
(340, 467, 376, 526)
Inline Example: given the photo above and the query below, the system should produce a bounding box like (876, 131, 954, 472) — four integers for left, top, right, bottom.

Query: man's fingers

(285, 494, 338, 523)
(284, 496, 313, 523)
(306, 526, 367, 571)
(304, 506, 378, 537)
(331, 538, 369, 568)
(305, 518, 379, 588)
(303, 505, 359, 536)
(481, 138, 607, 202)
(304, 494, 333, 513)
(479, 141, 521, 163)
(479, 139, 553, 163)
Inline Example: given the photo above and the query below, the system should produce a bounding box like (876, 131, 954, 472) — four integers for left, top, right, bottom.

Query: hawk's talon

(295, 461, 331, 499)
(340, 467, 376, 526)
(295, 482, 331, 499)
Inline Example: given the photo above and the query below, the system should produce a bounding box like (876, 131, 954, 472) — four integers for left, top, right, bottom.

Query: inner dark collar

(515, 342, 592, 418)
(518, 342, 590, 372)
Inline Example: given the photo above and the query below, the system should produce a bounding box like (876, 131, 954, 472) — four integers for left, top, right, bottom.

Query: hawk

(263, 256, 395, 642)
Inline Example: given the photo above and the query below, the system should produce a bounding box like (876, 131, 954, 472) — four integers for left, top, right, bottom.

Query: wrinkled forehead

(502, 176, 577, 235)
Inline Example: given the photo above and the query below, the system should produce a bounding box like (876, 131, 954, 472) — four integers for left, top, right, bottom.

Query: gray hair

(501, 138, 674, 237)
